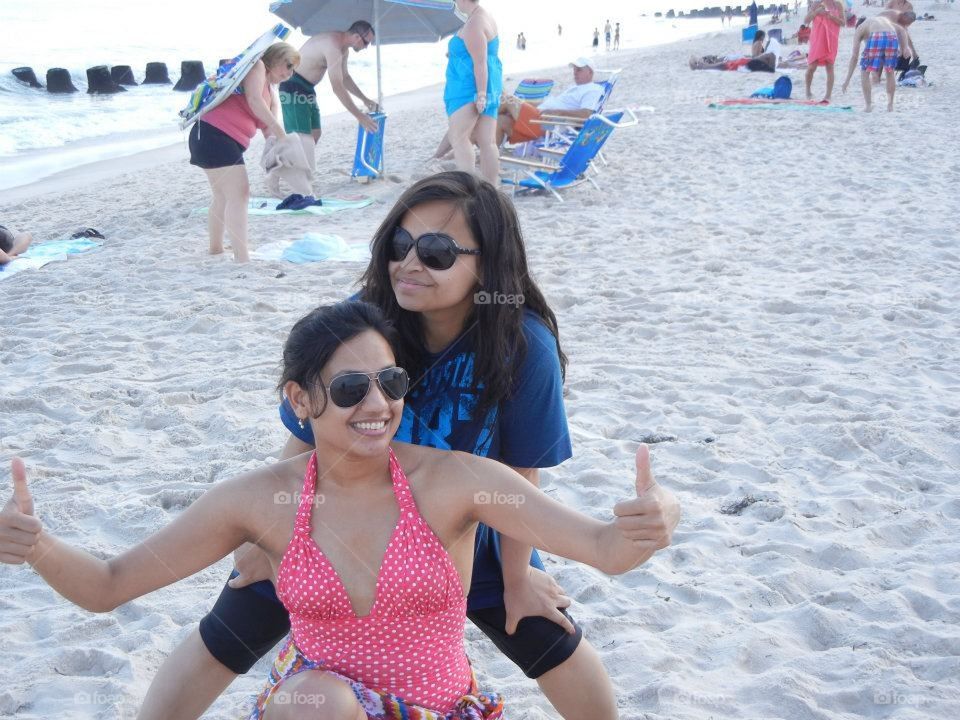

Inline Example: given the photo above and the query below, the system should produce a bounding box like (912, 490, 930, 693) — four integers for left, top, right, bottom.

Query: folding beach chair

(514, 78, 555, 102)
(351, 111, 387, 182)
(500, 109, 637, 202)
(539, 70, 624, 165)
(534, 70, 621, 137)
(504, 69, 623, 164)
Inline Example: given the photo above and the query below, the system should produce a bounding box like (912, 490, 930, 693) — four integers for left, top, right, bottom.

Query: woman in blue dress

(444, 0, 502, 183)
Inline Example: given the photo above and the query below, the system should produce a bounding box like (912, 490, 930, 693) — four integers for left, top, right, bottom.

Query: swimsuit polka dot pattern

(273, 450, 477, 713)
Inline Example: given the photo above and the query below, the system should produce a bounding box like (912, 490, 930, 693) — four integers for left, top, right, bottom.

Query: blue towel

(281, 235, 351, 263)
(0, 236, 102, 278)
(21, 237, 101, 260)
(249, 233, 370, 263)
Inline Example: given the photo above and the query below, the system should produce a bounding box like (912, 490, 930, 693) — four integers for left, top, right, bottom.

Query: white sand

(2, 6, 959, 719)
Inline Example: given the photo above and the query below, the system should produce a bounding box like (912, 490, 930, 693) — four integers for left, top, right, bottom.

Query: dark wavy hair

(278, 301, 399, 417)
(358, 171, 566, 415)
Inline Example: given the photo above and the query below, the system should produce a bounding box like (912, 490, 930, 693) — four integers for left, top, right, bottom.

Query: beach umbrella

(269, 0, 461, 105)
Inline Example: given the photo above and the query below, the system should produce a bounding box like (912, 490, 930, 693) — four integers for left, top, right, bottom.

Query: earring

(298, 417, 306, 430)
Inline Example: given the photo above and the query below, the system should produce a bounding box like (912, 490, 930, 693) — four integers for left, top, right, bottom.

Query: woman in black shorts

(188, 43, 298, 262)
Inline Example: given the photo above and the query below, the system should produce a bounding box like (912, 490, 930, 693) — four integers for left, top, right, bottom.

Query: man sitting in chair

(497, 57, 605, 145)
(429, 58, 605, 162)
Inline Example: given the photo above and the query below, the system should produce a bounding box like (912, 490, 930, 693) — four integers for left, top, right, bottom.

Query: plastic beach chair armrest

(531, 115, 586, 127)
(499, 155, 556, 171)
(592, 107, 640, 128)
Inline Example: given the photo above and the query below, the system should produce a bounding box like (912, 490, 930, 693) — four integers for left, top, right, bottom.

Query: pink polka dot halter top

(276, 449, 471, 712)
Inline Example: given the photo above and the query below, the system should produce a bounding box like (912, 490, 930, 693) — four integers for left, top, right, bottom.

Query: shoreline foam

(0, 12, 745, 191)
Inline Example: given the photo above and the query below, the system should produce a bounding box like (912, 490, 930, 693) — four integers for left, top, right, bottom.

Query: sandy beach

(2, 5, 959, 719)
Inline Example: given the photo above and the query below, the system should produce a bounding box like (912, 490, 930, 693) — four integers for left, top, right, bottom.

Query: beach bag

(773, 76, 792, 98)
(750, 75, 792, 99)
(899, 69, 927, 87)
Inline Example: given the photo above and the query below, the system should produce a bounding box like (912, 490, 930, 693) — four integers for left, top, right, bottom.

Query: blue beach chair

(500, 109, 637, 202)
(504, 70, 623, 165)
(534, 70, 621, 135)
(524, 70, 622, 159)
(352, 111, 387, 181)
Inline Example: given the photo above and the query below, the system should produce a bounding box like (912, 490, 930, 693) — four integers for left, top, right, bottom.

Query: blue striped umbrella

(270, 0, 459, 44)
(270, 0, 461, 104)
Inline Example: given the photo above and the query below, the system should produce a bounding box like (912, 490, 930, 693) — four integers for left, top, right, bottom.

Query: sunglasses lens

(378, 367, 409, 401)
(417, 234, 458, 270)
(390, 227, 415, 262)
(329, 374, 371, 408)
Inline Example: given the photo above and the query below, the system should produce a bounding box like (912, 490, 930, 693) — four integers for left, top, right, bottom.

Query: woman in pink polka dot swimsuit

(2, 302, 681, 719)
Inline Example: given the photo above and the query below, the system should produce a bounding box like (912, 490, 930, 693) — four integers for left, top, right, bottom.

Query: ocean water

(0, 0, 746, 190)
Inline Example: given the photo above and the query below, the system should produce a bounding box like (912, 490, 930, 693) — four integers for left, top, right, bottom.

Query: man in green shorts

(278, 21, 380, 189)
(279, 73, 322, 137)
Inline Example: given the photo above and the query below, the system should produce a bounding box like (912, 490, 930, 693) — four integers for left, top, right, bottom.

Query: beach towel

(709, 99, 853, 111)
(262, 135, 313, 197)
(808, 0, 843, 66)
(0, 237, 102, 280)
(196, 196, 373, 217)
(250, 233, 371, 263)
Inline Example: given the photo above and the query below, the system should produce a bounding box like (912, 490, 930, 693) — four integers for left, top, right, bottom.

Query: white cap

(570, 57, 593, 69)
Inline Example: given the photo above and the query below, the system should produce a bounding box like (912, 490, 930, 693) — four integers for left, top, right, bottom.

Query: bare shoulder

(392, 442, 502, 496)
(215, 454, 308, 508)
(305, 32, 340, 57)
(212, 454, 308, 545)
(479, 7, 498, 36)
(303, 32, 333, 49)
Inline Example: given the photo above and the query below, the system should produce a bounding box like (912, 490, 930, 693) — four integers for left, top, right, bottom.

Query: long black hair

(359, 171, 566, 415)
(278, 301, 399, 417)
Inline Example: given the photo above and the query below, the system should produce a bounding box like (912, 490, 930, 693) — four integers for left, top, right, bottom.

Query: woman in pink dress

(804, 0, 846, 101)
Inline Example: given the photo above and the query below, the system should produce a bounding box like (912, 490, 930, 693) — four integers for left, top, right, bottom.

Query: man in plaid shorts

(841, 12, 915, 111)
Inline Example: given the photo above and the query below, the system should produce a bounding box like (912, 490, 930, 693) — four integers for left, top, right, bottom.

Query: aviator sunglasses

(323, 367, 409, 408)
(390, 226, 481, 271)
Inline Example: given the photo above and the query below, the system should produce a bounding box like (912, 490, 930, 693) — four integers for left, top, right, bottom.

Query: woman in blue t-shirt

(139, 172, 618, 720)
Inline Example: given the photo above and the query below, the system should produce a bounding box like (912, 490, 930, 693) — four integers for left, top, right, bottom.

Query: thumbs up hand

(1, 457, 42, 564)
(610, 446, 680, 571)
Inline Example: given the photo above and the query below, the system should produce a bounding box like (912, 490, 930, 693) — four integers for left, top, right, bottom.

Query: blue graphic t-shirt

(278, 312, 572, 610)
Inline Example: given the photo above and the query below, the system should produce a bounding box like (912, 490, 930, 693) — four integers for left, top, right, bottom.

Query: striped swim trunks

(860, 31, 900, 72)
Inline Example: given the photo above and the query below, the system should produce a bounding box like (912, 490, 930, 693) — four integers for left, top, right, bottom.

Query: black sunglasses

(323, 367, 409, 408)
(390, 226, 481, 271)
